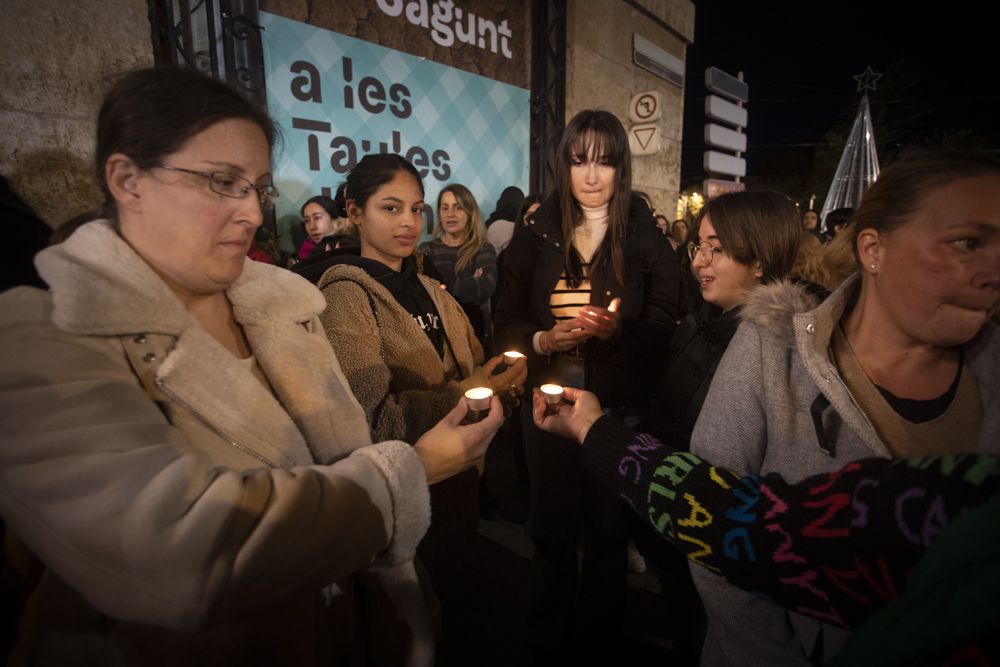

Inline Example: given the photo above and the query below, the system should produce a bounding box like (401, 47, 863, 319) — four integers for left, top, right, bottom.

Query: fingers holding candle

(532, 385, 604, 444)
(503, 350, 526, 366)
(578, 298, 621, 341)
(489, 352, 528, 399)
(490, 350, 527, 376)
(540, 383, 564, 414)
(464, 386, 494, 423)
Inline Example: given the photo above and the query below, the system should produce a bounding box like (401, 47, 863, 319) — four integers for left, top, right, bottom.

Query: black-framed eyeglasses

(688, 240, 726, 265)
(155, 164, 279, 206)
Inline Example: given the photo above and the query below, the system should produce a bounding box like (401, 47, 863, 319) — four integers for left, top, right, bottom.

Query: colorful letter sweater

(580, 415, 1000, 639)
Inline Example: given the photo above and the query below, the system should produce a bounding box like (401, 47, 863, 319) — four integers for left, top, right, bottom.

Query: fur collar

(739, 279, 823, 344)
(36, 220, 325, 336)
(34, 219, 372, 466)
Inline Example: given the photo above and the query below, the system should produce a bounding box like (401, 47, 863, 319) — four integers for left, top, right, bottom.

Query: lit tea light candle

(540, 383, 564, 414)
(493, 350, 526, 376)
(504, 350, 526, 364)
(465, 386, 493, 410)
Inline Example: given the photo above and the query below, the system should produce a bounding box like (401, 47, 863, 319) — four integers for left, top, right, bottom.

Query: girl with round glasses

(690, 153, 1000, 665)
(630, 190, 801, 662)
(0, 66, 501, 665)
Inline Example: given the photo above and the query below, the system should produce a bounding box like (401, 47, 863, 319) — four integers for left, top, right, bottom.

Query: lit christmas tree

(820, 67, 882, 233)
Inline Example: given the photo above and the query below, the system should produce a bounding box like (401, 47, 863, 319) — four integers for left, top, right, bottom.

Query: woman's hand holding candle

(577, 297, 621, 341)
(531, 386, 604, 444)
(540, 318, 592, 353)
(415, 393, 503, 484)
(484, 352, 527, 398)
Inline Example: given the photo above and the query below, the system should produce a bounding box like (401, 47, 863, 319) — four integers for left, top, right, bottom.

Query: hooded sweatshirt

(331, 251, 445, 357)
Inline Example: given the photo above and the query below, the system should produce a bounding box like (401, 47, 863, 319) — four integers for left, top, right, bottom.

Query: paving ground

(434, 517, 677, 666)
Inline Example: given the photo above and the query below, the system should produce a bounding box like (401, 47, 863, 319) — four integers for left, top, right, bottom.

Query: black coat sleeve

(493, 222, 542, 354)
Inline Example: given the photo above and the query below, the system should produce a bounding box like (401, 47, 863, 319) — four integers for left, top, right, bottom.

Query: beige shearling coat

(317, 263, 490, 443)
(0, 221, 433, 666)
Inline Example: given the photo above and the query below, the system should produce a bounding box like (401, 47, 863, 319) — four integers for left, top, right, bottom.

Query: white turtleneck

(532, 203, 610, 354)
(573, 203, 609, 262)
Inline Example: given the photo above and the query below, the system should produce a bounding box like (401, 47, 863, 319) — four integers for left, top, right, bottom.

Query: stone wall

(0, 0, 152, 228)
(565, 0, 694, 218)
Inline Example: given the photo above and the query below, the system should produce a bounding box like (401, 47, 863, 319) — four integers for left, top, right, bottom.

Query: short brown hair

(694, 190, 801, 282)
(849, 151, 1000, 266)
(96, 67, 276, 216)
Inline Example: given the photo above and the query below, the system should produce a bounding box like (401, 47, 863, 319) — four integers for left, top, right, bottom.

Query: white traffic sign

(704, 151, 746, 177)
(629, 91, 661, 123)
(705, 67, 748, 103)
(706, 95, 748, 128)
(629, 122, 660, 155)
(703, 178, 746, 199)
(705, 123, 747, 152)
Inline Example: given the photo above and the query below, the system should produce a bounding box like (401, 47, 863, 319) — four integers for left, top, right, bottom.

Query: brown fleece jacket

(318, 263, 490, 444)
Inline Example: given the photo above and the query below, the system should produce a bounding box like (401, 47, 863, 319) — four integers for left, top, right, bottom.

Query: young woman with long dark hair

(494, 109, 680, 661)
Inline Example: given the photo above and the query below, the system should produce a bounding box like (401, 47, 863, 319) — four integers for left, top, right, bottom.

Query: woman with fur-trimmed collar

(690, 152, 1000, 666)
(0, 68, 502, 666)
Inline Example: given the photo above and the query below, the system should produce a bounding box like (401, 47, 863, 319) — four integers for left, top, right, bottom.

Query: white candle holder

(493, 350, 526, 375)
(504, 350, 526, 365)
(540, 383, 564, 415)
(464, 387, 493, 423)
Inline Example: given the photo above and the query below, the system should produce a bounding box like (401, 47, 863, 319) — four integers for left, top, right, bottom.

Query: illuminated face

(303, 202, 336, 243)
(351, 170, 425, 272)
(570, 136, 616, 209)
(693, 216, 762, 312)
(120, 118, 269, 302)
(438, 190, 470, 240)
(864, 175, 1000, 348)
(802, 211, 819, 230)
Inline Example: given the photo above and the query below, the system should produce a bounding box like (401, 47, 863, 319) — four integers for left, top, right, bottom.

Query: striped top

(548, 203, 608, 322)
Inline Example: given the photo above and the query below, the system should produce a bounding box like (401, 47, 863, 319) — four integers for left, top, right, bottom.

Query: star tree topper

(853, 66, 883, 92)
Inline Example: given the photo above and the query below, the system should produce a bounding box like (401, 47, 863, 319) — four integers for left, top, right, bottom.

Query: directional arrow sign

(704, 150, 746, 177)
(705, 123, 747, 152)
(706, 95, 748, 128)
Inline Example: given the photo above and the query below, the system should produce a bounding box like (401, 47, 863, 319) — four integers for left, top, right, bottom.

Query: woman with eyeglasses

(643, 190, 801, 450)
(689, 152, 1000, 666)
(0, 67, 501, 665)
(624, 190, 800, 664)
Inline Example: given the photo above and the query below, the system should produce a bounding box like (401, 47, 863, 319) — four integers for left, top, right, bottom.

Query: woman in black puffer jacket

(493, 110, 680, 663)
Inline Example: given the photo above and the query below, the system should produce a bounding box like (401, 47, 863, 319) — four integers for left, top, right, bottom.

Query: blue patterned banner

(261, 12, 530, 251)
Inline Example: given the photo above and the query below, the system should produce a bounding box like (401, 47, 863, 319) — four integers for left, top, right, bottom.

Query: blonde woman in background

(419, 183, 498, 352)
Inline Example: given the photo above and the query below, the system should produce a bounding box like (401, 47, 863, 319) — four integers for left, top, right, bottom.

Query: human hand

(483, 354, 528, 398)
(531, 386, 603, 444)
(577, 297, 621, 341)
(541, 318, 592, 352)
(414, 396, 503, 484)
(473, 267, 484, 278)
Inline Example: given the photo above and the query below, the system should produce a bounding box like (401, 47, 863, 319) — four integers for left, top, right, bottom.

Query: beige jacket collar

(36, 220, 372, 466)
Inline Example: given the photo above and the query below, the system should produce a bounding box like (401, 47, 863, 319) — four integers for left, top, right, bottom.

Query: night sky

(680, 1, 1000, 197)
